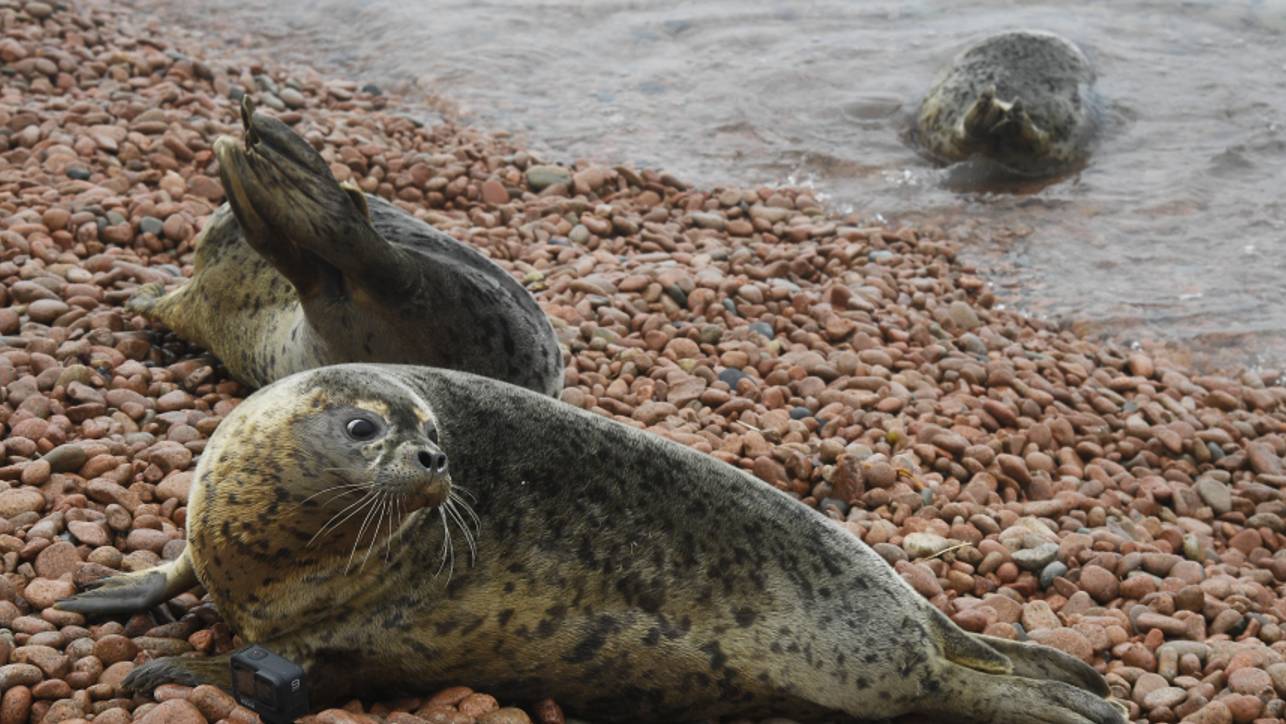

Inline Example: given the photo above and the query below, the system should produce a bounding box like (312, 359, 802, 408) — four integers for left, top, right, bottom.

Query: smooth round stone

(138, 216, 164, 235)
(1039, 561, 1068, 589)
(525, 164, 572, 191)
(717, 368, 747, 388)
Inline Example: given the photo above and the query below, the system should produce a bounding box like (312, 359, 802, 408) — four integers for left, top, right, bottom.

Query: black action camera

(229, 645, 309, 723)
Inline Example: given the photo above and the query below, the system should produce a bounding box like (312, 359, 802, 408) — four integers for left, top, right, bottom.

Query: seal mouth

(404, 473, 451, 512)
(373, 442, 451, 511)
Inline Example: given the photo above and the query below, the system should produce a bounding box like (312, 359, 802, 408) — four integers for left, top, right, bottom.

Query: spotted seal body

(63, 365, 1124, 724)
(130, 103, 563, 396)
(913, 30, 1099, 177)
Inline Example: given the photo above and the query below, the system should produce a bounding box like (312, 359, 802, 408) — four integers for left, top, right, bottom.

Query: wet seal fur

(912, 30, 1100, 178)
(129, 100, 563, 395)
(63, 365, 1125, 724)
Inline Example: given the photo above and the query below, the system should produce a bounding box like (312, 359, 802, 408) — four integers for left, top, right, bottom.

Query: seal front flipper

(124, 274, 191, 333)
(925, 662, 1125, 724)
(124, 653, 232, 693)
(56, 551, 198, 616)
(961, 85, 1051, 159)
(124, 281, 167, 316)
(928, 605, 1011, 674)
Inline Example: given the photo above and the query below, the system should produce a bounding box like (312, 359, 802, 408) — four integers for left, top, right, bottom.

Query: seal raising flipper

(215, 97, 408, 299)
(128, 100, 564, 393)
(81, 364, 1123, 723)
(56, 553, 197, 616)
(913, 30, 1099, 178)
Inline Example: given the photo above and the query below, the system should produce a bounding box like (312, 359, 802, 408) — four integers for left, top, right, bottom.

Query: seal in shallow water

(129, 99, 563, 395)
(912, 30, 1100, 178)
(64, 365, 1125, 724)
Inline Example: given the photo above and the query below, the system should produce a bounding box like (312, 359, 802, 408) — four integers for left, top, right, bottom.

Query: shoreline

(1, 1, 1284, 723)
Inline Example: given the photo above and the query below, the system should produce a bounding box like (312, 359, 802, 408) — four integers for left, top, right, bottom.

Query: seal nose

(417, 450, 448, 475)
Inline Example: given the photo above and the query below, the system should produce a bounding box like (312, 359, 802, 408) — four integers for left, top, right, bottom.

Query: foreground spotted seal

(912, 30, 1100, 177)
(62, 365, 1124, 723)
(130, 99, 563, 395)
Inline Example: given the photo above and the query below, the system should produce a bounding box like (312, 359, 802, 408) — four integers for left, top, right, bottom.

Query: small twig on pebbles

(924, 542, 971, 561)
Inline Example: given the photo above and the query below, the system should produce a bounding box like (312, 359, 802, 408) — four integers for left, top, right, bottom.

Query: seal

(912, 30, 1100, 177)
(61, 365, 1125, 724)
(129, 98, 563, 395)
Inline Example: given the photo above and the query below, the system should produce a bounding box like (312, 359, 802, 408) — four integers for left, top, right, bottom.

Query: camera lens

(233, 667, 255, 696)
(255, 673, 278, 705)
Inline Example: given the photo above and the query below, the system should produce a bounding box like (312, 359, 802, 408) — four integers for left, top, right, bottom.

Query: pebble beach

(1, 1, 1284, 723)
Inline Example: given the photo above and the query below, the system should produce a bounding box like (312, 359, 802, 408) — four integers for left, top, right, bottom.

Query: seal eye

(345, 417, 379, 441)
(426, 423, 439, 445)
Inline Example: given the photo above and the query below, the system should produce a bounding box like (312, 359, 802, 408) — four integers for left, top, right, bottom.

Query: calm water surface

(151, 0, 1286, 372)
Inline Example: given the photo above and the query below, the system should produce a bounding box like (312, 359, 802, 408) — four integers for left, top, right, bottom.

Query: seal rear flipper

(55, 551, 198, 616)
(921, 661, 1126, 724)
(215, 104, 410, 301)
(973, 634, 1109, 696)
(124, 653, 232, 693)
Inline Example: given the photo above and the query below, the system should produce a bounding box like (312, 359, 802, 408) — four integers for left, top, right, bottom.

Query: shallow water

(149, 0, 1286, 372)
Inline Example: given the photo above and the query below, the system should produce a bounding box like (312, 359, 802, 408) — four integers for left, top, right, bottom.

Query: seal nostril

(434, 453, 448, 473)
(417, 450, 433, 470)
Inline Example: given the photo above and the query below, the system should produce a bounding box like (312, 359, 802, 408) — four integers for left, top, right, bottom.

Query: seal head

(187, 368, 455, 642)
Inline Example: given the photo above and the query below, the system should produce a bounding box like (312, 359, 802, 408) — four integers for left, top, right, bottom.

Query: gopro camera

(229, 645, 309, 723)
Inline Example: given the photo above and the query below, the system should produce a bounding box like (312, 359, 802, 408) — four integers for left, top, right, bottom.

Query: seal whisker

(358, 492, 390, 573)
(449, 484, 477, 503)
(345, 491, 385, 574)
(382, 492, 400, 563)
(448, 494, 481, 565)
(434, 506, 455, 581)
(308, 488, 377, 538)
(445, 497, 478, 565)
(291, 482, 371, 514)
(394, 494, 409, 549)
(449, 492, 482, 535)
(307, 490, 378, 548)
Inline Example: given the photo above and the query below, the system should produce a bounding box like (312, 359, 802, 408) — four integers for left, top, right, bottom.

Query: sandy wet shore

(0, 1, 1283, 723)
